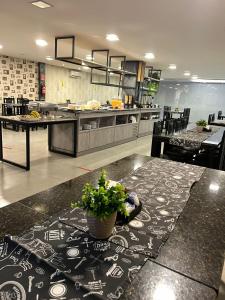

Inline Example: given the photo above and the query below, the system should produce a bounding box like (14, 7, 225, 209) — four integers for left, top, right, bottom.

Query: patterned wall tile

(0, 55, 38, 103)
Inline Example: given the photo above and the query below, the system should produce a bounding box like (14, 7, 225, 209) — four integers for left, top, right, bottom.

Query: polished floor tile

(0, 128, 152, 207)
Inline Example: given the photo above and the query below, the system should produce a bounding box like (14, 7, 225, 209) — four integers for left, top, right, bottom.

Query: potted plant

(71, 171, 128, 239)
(196, 120, 207, 132)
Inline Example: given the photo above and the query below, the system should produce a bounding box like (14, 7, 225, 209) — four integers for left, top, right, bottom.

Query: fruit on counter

(30, 111, 40, 118)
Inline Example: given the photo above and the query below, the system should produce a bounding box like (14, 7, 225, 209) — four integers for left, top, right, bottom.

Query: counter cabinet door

(89, 127, 115, 149)
(115, 124, 138, 142)
(78, 131, 90, 152)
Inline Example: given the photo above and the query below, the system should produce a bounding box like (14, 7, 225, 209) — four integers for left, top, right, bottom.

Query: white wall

(156, 81, 225, 122)
(45, 64, 121, 104)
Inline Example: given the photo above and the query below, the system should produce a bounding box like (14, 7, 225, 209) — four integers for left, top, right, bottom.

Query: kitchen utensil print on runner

(0, 281, 27, 299)
(66, 247, 80, 258)
(49, 283, 67, 298)
(106, 263, 124, 278)
(104, 254, 119, 262)
(74, 257, 87, 270)
(44, 229, 65, 241)
(28, 275, 34, 293)
(107, 286, 124, 300)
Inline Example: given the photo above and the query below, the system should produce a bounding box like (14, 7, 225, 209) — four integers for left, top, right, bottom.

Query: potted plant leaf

(71, 171, 128, 239)
(196, 119, 207, 132)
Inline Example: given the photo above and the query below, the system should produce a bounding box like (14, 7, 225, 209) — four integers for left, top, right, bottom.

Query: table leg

(151, 136, 162, 157)
(0, 121, 3, 160)
(25, 125, 30, 171)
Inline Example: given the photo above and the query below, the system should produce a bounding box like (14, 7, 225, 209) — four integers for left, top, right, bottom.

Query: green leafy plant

(71, 171, 128, 220)
(196, 119, 207, 127)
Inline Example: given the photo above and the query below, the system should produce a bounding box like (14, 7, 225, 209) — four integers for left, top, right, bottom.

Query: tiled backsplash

(0, 55, 39, 102)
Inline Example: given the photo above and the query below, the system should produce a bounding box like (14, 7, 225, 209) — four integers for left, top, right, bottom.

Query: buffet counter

(53, 108, 160, 156)
(0, 108, 160, 170)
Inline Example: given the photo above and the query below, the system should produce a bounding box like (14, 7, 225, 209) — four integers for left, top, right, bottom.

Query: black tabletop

(0, 115, 77, 125)
(0, 154, 224, 299)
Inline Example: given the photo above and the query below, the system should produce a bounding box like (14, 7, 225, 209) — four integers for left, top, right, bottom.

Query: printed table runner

(169, 127, 219, 149)
(61, 158, 205, 258)
(0, 220, 146, 299)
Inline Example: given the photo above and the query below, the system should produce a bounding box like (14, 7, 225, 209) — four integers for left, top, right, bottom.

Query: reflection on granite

(0, 203, 47, 237)
(156, 168, 225, 291)
(122, 260, 217, 300)
(20, 154, 151, 218)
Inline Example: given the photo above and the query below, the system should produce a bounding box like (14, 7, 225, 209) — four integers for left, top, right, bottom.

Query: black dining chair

(194, 131, 225, 170)
(163, 106, 171, 121)
(153, 121, 163, 135)
(217, 111, 225, 120)
(183, 108, 190, 123)
(165, 119, 174, 134)
(208, 113, 215, 125)
(174, 119, 182, 132)
(218, 131, 225, 170)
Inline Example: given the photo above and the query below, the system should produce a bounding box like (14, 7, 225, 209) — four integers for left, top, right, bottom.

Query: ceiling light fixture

(106, 33, 119, 42)
(35, 39, 48, 47)
(32, 1, 52, 9)
(184, 71, 191, 76)
(0, 45, 3, 49)
(46, 56, 53, 61)
(145, 52, 155, 60)
(168, 64, 176, 70)
(191, 75, 198, 80)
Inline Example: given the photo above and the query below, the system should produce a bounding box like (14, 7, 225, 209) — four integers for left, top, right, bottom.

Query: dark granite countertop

(1, 154, 224, 299)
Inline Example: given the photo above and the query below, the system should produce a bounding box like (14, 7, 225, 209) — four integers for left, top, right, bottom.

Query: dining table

(151, 124, 225, 159)
(0, 154, 224, 299)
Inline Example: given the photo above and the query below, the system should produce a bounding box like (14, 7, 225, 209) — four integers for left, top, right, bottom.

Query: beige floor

(0, 128, 151, 207)
(0, 128, 224, 298)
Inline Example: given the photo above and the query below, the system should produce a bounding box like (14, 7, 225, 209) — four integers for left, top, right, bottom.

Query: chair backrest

(218, 131, 225, 170)
(174, 119, 182, 132)
(3, 97, 15, 104)
(208, 114, 214, 125)
(183, 108, 191, 117)
(218, 111, 222, 120)
(165, 119, 174, 134)
(153, 121, 163, 135)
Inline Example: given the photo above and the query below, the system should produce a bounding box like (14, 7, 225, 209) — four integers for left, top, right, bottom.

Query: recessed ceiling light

(35, 39, 48, 47)
(46, 56, 53, 61)
(184, 71, 191, 76)
(32, 1, 52, 9)
(168, 64, 176, 70)
(145, 52, 155, 59)
(192, 75, 198, 80)
(86, 54, 94, 61)
(106, 33, 119, 42)
(0, 45, 3, 49)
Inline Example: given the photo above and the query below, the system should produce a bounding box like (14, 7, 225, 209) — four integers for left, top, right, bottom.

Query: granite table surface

(0, 154, 224, 299)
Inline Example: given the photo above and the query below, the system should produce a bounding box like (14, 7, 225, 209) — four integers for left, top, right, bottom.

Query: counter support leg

(25, 125, 30, 171)
(0, 121, 3, 160)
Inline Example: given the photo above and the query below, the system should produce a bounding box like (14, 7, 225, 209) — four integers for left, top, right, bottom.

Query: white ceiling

(0, 0, 225, 80)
